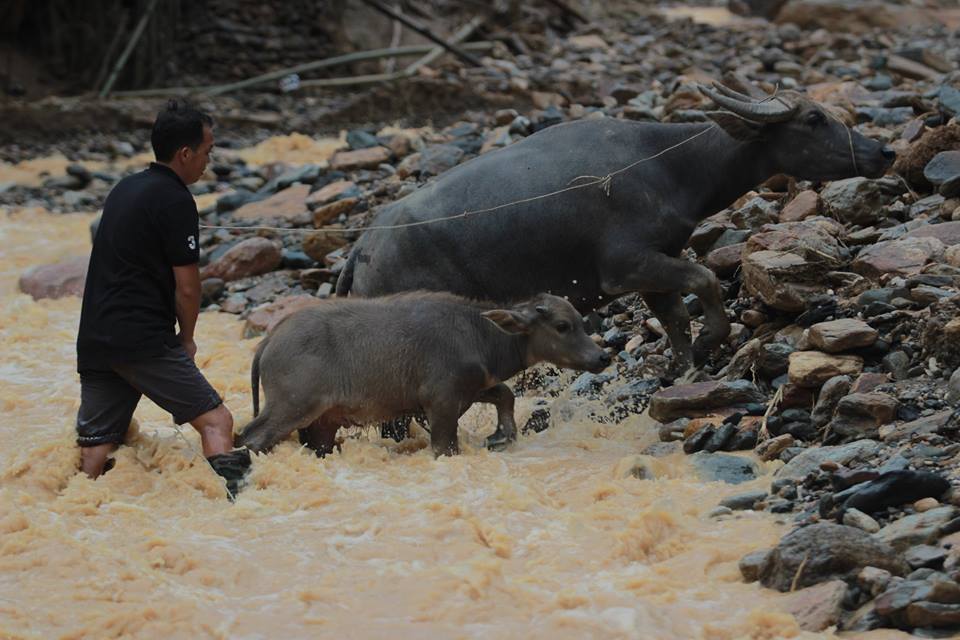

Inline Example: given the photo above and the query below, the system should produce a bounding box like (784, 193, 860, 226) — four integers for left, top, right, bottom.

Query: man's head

(151, 100, 214, 185)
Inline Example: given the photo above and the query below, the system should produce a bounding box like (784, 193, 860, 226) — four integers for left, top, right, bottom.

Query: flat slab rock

(232, 183, 311, 222)
(648, 380, 765, 422)
(875, 506, 958, 552)
(788, 351, 864, 387)
(688, 452, 758, 485)
(807, 318, 878, 353)
(776, 439, 880, 481)
(781, 579, 848, 632)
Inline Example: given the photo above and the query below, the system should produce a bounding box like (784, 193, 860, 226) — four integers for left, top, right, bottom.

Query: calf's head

(482, 294, 610, 373)
(700, 83, 895, 181)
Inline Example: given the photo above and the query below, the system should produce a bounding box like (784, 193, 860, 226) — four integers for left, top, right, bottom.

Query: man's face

(181, 126, 214, 184)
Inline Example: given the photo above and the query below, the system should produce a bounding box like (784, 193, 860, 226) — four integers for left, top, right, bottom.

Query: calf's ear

(707, 111, 763, 142)
(482, 309, 531, 335)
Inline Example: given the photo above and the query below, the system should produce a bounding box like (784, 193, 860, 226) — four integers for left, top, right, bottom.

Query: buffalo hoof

(485, 430, 515, 452)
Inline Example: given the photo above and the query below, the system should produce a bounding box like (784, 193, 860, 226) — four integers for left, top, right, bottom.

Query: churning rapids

(0, 140, 909, 639)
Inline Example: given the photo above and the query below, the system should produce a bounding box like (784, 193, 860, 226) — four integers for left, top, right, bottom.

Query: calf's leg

(641, 291, 693, 373)
(478, 383, 518, 451)
(238, 402, 321, 453)
(424, 401, 464, 457)
(298, 415, 340, 457)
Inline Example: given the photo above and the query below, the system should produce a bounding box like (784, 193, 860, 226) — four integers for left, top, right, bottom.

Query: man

(76, 100, 249, 497)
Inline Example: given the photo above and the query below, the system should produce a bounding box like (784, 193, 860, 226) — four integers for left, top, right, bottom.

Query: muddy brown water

(0, 140, 910, 639)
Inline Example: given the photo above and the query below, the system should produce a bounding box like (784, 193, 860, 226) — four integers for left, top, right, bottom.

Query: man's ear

(706, 111, 763, 141)
(482, 309, 531, 335)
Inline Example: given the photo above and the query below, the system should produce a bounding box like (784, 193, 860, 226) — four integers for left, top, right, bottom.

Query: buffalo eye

(804, 111, 826, 127)
(555, 321, 571, 334)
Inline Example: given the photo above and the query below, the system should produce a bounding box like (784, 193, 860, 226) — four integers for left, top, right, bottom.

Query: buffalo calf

(237, 291, 610, 457)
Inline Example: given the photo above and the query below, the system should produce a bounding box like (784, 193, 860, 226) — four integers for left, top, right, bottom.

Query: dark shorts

(76, 343, 223, 447)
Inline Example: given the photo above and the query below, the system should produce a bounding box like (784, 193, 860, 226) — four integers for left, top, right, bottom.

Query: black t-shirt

(77, 163, 200, 370)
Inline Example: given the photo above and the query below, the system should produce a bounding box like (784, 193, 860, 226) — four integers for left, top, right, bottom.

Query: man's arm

(173, 263, 201, 359)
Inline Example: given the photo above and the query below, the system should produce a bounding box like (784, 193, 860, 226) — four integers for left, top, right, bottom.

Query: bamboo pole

(99, 0, 160, 98)
(109, 42, 493, 99)
(358, 0, 484, 67)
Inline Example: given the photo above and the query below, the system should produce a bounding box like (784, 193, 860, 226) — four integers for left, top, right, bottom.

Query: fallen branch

(99, 0, 160, 98)
(359, 0, 484, 67)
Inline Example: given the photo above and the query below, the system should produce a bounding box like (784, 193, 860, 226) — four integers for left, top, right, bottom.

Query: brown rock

(788, 351, 864, 387)
(776, 0, 937, 34)
(18, 256, 87, 300)
(312, 197, 358, 227)
(243, 295, 324, 338)
(233, 183, 311, 222)
(742, 250, 831, 312)
(893, 123, 960, 190)
(849, 372, 889, 394)
(387, 134, 413, 158)
(648, 380, 766, 422)
(904, 601, 960, 628)
(829, 393, 899, 440)
(302, 230, 348, 263)
(329, 146, 391, 172)
(200, 238, 282, 282)
(781, 580, 847, 632)
(705, 243, 744, 277)
(566, 35, 608, 51)
(851, 236, 945, 280)
(780, 190, 820, 222)
(305, 180, 356, 208)
(531, 91, 568, 109)
(807, 319, 878, 353)
(779, 383, 815, 409)
(756, 434, 795, 461)
(905, 221, 960, 247)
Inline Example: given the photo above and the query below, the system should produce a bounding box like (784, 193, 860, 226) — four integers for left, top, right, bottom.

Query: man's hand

(179, 334, 198, 360)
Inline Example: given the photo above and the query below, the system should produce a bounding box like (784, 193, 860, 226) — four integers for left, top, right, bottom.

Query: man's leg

(76, 369, 141, 478)
(190, 404, 234, 458)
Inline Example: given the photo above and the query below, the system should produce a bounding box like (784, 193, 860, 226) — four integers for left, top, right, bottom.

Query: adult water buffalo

(336, 84, 895, 373)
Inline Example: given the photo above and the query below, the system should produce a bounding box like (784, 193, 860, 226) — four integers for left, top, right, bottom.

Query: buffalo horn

(699, 84, 796, 123)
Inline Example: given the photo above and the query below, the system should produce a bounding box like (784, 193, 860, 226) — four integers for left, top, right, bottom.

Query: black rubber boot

(206, 448, 252, 501)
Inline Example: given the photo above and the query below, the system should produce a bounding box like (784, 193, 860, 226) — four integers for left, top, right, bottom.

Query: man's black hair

(150, 100, 214, 162)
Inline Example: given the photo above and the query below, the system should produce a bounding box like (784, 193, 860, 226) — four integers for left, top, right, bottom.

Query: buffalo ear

(706, 111, 763, 141)
(482, 309, 531, 335)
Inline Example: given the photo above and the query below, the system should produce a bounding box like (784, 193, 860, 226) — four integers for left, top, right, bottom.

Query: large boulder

(758, 523, 908, 592)
(18, 256, 88, 300)
(200, 238, 282, 282)
(328, 146, 391, 172)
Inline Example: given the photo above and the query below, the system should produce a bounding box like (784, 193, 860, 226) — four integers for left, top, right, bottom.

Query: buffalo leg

(641, 291, 693, 373)
(425, 402, 463, 457)
(603, 253, 729, 368)
(478, 383, 518, 451)
(298, 417, 340, 457)
(239, 402, 319, 453)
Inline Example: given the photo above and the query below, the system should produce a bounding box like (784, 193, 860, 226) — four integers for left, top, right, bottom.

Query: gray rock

(689, 452, 758, 484)
(720, 490, 768, 511)
(875, 578, 960, 625)
(731, 196, 779, 231)
(758, 523, 908, 592)
(276, 164, 321, 189)
(876, 506, 958, 552)
(857, 566, 893, 598)
(346, 129, 379, 150)
(757, 342, 794, 378)
(811, 375, 852, 427)
(924, 151, 960, 194)
(904, 544, 947, 570)
(947, 367, 960, 405)
(842, 508, 880, 533)
(882, 350, 911, 381)
(775, 439, 880, 481)
(62, 190, 96, 209)
(739, 549, 771, 582)
(821, 177, 887, 226)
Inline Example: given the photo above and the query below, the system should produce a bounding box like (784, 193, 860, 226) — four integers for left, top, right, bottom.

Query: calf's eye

(555, 322, 571, 334)
(805, 111, 826, 126)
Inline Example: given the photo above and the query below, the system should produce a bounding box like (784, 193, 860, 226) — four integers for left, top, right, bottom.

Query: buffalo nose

(881, 146, 896, 161)
(598, 352, 612, 367)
